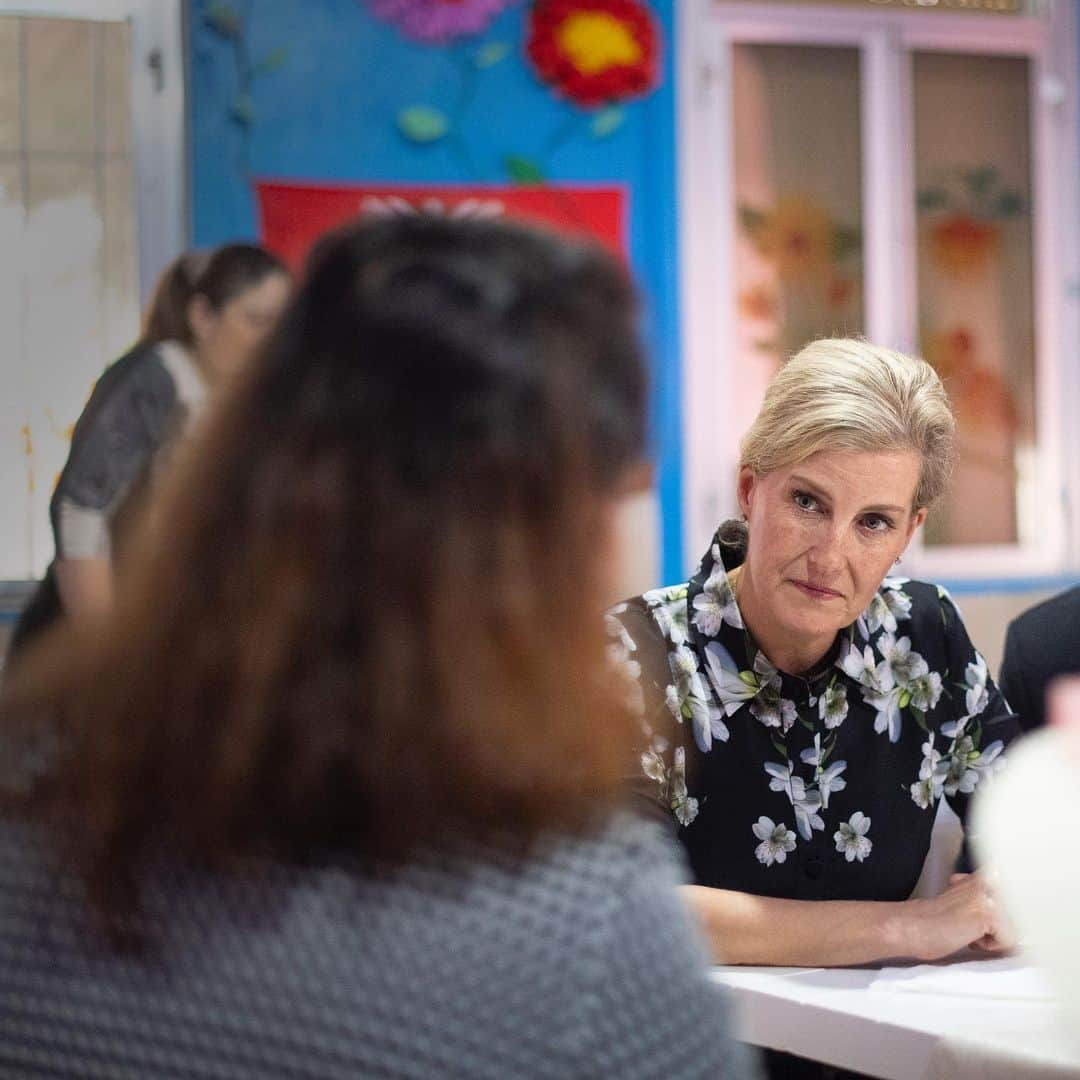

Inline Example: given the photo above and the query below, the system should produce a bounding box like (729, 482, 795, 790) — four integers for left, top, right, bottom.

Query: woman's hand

(903, 871, 1015, 961)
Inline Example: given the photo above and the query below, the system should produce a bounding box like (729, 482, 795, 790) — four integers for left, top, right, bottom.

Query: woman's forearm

(55, 557, 114, 619)
(682, 885, 909, 967)
(681, 874, 1001, 968)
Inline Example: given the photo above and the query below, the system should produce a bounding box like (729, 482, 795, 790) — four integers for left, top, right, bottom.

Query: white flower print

(910, 739, 945, 808)
(834, 812, 873, 863)
(910, 777, 936, 810)
(643, 586, 689, 646)
(819, 682, 849, 729)
(878, 634, 930, 686)
(604, 612, 644, 715)
(861, 586, 913, 636)
(964, 654, 990, 719)
(691, 553, 744, 636)
(751, 694, 798, 733)
(670, 746, 699, 826)
(752, 816, 797, 866)
(800, 736, 848, 810)
(666, 645, 729, 752)
(908, 671, 943, 713)
(764, 762, 825, 841)
(703, 641, 760, 717)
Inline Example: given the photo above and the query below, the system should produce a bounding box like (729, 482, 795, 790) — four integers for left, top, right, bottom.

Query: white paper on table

(870, 954, 1057, 1001)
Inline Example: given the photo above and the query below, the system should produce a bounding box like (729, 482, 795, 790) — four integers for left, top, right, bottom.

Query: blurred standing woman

(7, 244, 289, 660)
(615, 338, 1020, 968)
(0, 216, 755, 1079)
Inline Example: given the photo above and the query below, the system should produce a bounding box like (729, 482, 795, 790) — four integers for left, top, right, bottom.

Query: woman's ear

(736, 465, 757, 519)
(186, 293, 214, 346)
(905, 506, 929, 543)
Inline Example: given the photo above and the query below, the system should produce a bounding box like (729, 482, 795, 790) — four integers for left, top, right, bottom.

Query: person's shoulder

(517, 814, 690, 903)
(609, 581, 690, 650)
(1008, 584, 1080, 639)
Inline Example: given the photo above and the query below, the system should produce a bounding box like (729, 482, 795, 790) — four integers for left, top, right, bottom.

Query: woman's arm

(54, 557, 114, 620)
(683, 871, 1005, 967)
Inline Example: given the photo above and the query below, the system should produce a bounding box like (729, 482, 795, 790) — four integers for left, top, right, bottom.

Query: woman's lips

(791, 579, 843, 600)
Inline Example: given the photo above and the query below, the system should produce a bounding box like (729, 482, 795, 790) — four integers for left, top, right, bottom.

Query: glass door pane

(913, 51, 1035, 547)
(732, 43, 864, 427)
(0, 14, 138, 580)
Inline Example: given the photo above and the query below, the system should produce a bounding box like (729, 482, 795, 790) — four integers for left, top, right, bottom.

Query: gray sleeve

(55, 497, 111, 559)
(51, 357, 176, 558)
(571, 826, 762, 1080)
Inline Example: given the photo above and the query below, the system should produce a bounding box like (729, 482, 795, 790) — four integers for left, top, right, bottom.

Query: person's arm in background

(998, 616, 1041, 732)
(49, 355, 174, 622)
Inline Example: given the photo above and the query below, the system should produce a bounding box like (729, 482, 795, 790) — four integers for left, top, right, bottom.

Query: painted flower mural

(526, 0, 660, 107)
(365, 0, 521, 44)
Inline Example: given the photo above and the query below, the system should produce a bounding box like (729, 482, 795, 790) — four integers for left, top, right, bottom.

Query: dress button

(804, 857, 824, 880)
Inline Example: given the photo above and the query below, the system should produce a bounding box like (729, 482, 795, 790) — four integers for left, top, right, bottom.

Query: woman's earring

(894, 557, 902, 566)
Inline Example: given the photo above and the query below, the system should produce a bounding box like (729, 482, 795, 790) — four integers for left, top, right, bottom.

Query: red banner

(254, 180, 627, 269)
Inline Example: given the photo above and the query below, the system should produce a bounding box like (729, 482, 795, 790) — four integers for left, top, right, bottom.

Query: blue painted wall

(188, 0, 683, 583)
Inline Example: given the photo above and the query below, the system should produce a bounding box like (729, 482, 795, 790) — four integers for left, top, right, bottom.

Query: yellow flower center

(555, 12, 642, 75)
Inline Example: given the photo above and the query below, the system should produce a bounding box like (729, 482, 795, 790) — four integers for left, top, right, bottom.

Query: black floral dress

(610, 523, 1020, 901)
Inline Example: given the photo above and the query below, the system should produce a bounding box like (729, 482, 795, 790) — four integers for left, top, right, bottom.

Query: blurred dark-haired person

(6, 244, 289, 662)
(0, 216, 757, 1079)
(998, 585, 1080, 732)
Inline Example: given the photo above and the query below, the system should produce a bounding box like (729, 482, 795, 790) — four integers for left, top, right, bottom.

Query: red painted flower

(527, 0, 660, 107)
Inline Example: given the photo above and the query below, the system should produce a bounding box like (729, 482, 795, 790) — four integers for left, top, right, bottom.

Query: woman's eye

(793, 491, 818, 512)
(862, 514, 893, 533)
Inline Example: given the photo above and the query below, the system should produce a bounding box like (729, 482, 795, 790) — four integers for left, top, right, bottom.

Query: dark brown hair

(140, 250, 211, 345)
(1, 215, 648, 928)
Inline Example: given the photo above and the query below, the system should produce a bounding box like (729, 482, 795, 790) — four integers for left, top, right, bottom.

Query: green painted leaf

(917, 187, 948, 211)
(995, 191, 1024, 217)
(965, 166, 998, 195)
(738, 206, 767, 234)
(204, 1, 241, 39)
(591, 106, 625, 138)
(229, 93, 255, 127)
(256, 46, 290, 74)
(912, 707, 928, 733)
(475, 41, 510, 68)
(504, 154, 546, 184)
(398, 106, 449, 144)
(831, 226, 862, 262)
(799, 718, 815, 733)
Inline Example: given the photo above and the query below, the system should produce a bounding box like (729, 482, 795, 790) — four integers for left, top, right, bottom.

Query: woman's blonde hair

(739, 338, 957, 509)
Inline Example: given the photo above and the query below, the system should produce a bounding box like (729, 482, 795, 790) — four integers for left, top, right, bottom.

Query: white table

(712, 955, 1080, 1078)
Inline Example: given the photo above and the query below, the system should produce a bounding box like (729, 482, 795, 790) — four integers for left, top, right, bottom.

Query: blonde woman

(615, 338, 1020, 970)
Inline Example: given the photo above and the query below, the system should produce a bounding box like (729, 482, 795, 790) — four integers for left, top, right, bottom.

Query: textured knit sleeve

(569, 822, 761, 1079)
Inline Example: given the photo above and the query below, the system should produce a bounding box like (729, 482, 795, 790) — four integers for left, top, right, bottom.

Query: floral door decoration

(917, 165, 1024, 279)
(737, 195, 862, 361)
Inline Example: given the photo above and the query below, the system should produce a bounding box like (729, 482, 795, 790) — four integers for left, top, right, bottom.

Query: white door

(678, 0, 1080, 582)
(0, 0, 183, 580)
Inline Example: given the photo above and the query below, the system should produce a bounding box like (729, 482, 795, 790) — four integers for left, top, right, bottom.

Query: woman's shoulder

(863, 575, 964, 639)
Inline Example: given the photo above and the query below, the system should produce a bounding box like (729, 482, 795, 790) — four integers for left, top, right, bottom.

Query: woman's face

(736, 447, 927, 648)
(189, 271, 290, 380)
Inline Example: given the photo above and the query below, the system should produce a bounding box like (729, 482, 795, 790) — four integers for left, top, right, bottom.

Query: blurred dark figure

(999, 585, 1080, 731)
(0, 216, 758, 1079)
(6, 244, 289, 663)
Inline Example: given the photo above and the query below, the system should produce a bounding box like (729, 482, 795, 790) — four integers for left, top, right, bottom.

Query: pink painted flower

(364, 0, 520, 44)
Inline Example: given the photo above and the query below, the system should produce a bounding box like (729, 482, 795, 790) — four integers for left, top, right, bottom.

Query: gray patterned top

(0, 815, 757, 1079)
